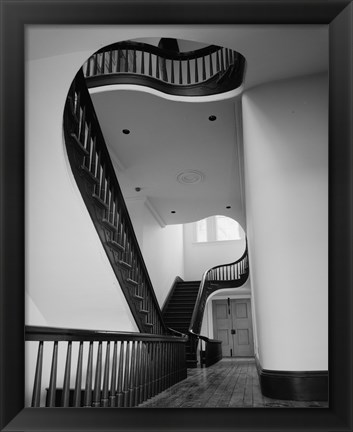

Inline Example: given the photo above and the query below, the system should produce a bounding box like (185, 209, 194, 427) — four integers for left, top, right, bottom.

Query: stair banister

(188, 240, 249, 365)
(64, 70, 169, 334)
(83, 40, 246, 97)
(26, 325, 187, 407)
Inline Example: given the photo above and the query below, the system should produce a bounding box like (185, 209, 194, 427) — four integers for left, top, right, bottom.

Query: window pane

(215, 216, 240, 241)
(196, 218, 207, 242)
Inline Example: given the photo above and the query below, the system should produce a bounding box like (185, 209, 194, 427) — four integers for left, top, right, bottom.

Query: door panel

(213, 299, 254, 357)
(212, 300, 232, 356)
(231, 299, 254, 357)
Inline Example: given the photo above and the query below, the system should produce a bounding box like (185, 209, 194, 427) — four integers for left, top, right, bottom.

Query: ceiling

(86, 27, 328, 227)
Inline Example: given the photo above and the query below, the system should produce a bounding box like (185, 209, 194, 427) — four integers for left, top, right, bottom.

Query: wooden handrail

(189, 241, 249, 337)
(26, 325, 187, 408)
(82, 40, 246, 96)
(63, 70, 168, 335)
(26, 325, 188, 342)
(94, 41, 222, 61)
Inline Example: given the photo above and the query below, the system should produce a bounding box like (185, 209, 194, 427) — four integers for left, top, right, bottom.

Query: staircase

(163, 281, 200, 368)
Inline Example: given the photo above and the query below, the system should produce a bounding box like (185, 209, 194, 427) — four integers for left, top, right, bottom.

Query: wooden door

(213, 298, 254, 357)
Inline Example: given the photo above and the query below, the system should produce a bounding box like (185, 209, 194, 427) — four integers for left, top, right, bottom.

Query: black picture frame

(1, 1, 352, 431)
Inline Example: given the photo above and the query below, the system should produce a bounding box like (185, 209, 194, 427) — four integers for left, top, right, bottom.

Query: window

(194, 215, 241, 243)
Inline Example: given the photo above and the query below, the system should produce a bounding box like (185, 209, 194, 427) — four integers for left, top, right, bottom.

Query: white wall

(125, 198, 184, 306)
(242, 73, 328, 371)
(26, 53, 139, 333)
(183, 221, 246, 281)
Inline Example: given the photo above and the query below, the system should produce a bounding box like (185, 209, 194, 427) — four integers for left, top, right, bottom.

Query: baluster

(92, 341, 103, 407)
(179, 60, 183, 84)
(162, 59, 168, 82)
(134, 341, 141, 405)
(116, 341, 125, 407)
(84, 341, 93, 407)
(143, 343, 150, 398)
(220, 48, 225, 72)
(229, 49, 234, 65)
(31, 341, 44, 407)
(156, 56, 160, 79)
(101, 51, 105, 74)
(161, 342, 167, 390)
(61, 341, 72, 407)
(133, 49, 137, 73)
(108, 49, 113, 73)
(139, 342, 146, 403)
(94, 54, 98, 75)
(216, 50, 220, 72)
(150, 342, 156, 396)
(155, 342, 161, 393)
(86, 58, 91, 77)
(225, 48, 229, 68)
(107, 188, 113, 224)
(194, 58, 199, 83)
(109, 341, 118, 407)
(141, 51, 145, 75)
(171, 59, 175, 83)
(89, 136, 96, 176)
(187, 59, 191, 84)
(78, 107, 86, 145)
(148, 53, 152, 76)
(123, 341, 131, 406)
(128, 341, 137, 406)
(125, 49, 129, 72)
(202, 56, 206, 81)
(209, 53, 213, 77)
(101, 342, 110, 407)
(47, 341, 58, 407)
(73, 341, 83, 407)
(117, 49, 121, 72)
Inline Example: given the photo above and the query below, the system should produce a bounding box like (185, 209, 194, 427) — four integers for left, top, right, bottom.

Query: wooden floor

(138, 358, 328, 408)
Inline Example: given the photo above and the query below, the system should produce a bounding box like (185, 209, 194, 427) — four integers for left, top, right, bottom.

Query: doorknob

(231, 329, 236, 334)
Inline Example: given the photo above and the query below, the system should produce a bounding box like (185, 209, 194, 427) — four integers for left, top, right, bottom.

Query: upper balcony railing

(82, 41, 245, 96)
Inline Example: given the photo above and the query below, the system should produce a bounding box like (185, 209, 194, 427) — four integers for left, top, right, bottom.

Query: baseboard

(255, 356, 328, 401)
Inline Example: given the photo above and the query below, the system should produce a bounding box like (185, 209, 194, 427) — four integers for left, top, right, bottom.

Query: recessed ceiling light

(226, 206, 231, 209)
(122, 129, 130, 134)
(209, 115, 217, 121)
(171, 211, 176, 214)
(135, 187, 141, 192)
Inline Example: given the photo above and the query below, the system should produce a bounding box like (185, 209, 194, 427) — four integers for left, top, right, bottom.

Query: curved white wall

(26, 53, 138, 332)
(242, 73, 328, 371)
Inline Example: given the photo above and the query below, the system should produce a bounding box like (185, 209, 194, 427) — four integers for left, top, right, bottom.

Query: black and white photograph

(1, 1, 352, 431)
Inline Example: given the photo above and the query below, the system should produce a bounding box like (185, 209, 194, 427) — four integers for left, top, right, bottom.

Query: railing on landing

(63, 70, 168, 335)
(82, 41, 245, 96)
(27, 326, 187, 408)
(188, 243, 249, 366)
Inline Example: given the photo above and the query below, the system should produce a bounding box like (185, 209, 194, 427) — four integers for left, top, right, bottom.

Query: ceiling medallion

(177, 170, 205, 185)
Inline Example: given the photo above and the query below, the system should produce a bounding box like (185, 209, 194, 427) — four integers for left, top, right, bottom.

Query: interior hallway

(137, 358, 329, 408)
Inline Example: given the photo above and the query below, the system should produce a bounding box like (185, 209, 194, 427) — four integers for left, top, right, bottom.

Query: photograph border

(1, 0, 352, 431)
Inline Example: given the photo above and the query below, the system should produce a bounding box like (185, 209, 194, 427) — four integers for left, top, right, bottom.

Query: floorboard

(137, 358, 329, 408)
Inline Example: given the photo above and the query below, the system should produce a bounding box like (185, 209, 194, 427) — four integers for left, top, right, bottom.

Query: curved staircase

(162, 281, 200, 368)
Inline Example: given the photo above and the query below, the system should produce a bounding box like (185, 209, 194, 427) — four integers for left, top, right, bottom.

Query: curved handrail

(189, 241, 249, 338)
(82, 40, 245, 96)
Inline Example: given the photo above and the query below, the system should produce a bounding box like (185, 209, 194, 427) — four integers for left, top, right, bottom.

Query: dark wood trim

(25, 325, 187, 343)
(255, 357, 328, 402)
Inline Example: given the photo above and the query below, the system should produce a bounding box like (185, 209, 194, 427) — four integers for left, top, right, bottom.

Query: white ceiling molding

(145, 197, 167, 228)
(125, 196, 166, 228)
